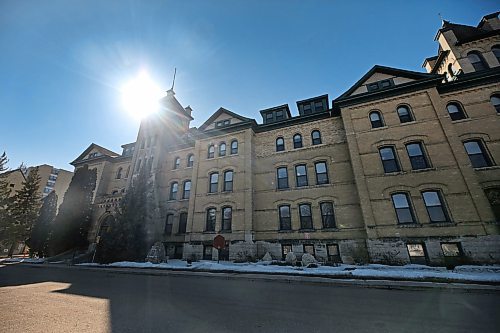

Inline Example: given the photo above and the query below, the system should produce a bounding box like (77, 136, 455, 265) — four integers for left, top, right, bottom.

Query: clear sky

(0, 1, 498, 171)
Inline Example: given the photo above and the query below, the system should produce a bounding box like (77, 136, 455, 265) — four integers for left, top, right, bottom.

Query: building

(74, 12, 500, 265)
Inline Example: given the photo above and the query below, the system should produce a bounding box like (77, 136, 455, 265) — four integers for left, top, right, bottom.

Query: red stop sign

(213, 235, 225, 250)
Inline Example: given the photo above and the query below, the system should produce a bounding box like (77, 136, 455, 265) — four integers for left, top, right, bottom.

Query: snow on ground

(75, 260, 500, 283)
(0, 257, 45, 264)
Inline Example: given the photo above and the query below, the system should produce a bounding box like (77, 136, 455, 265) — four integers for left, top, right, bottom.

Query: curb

(11, 262, 500, 293)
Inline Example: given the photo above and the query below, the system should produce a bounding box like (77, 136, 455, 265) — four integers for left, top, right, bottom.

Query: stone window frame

(327, 244, 341, 263)
(207, 145, 215, 159)
(298, 203, 313, 230)
(369, 110, 384, 129)
(219, 142, 227, 157)
(490, 93, 500, 114)
(205, 207, 216, 232)
(405, 141, 431, 170)
(173, 156, 181, 169)
(467, 51, 489, 71)
(379, 145, 401, 173)
(406, 243, 428, 265)
(396, 104, 414, 123)
(314, 161, 329, 185)
(421, 189, 451, 223)
(440, 242, 463, 258)
(223, 169, 233, 192)
(230, 140, 238, 155)
(295, 164, 309, 187)
(492, 45, 500, 63)
(311, 130, 322, 145)
(278, 204, 292, 230)
(116, 167, 123, 179)
(390, 192, 417, 224)
(276, 166, 289, 190)
(320, 201, 336, 229)
(281, 244, 292, 260)
(178, 212, 187, 234)
(208, 172, 219, 193)
(187, 154, 194, 167)
(164, 213, 174, 235)
(276, 137, 285, 152)
(293, 133, 303, 149)
(169, 182, 178, 200)
(182, 180, 191, 199)
(446, 101, 468, 121)
(463, 139, 494, 168)
(221, 206, 232, 232)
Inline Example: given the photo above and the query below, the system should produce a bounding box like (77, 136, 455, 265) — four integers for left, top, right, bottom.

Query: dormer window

(266, 113, 273, 122)
(215, 119, 231, 128)
(275, 110, 284, 121)
(303, 104, 312, 115)
(367, 79, 394, 92)
(297, 95, 328, 116)
(88, 152, 99, 158)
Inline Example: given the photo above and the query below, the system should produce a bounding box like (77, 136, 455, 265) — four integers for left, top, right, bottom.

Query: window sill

(203, 231, 216, 234)
(207, 192, 218, 196)
(397, 223, 421, 228)
(221, 191, 233, 194)
(383, 171, 404, 176)
(175, 233, 186, 236)
(167, 199, 177, 202)
(321, 227, 339, 232)
(179, 198, 190, 202)
(449, 118, 471, 123)
(220, 230, 232, 233)
(410, 167, 435, 173)
(429, 221, 456, 227)
(473, 165, 499, 171)
(278, 229, 293, 233)
(370, 126, 388, 131)
(299, 229, 315, 232)
(399, 121, 416, 126)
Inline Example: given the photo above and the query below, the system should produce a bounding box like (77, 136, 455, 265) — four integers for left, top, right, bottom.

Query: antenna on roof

(171, 67, 177, 90)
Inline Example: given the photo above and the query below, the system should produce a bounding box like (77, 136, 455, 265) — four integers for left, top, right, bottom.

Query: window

(492, 46, 500, 62)
(406, 142, 430, 170)
(173, 157, 180, 169)
(222, 206, 232, 231)
(187, 154, 194, 167)
(282, 244, 292, 260)
(367, 82, 379, 91)
(391, 193, 416, 224)
(209, 172, 219, 193)
(293, 134, 303, 149)
(183, 180, 191, 199)
(169, 182, 178, 200)
(463, 140, 493, 168)
(278, 205, 291, 230)
(276, 137, 285, 152)
(299, 204, 313, 229)
(164, 214, 173, 235)
(314, 101, 324, 112)
(303, 244, 315, 256)
(303, 104, 312, 115)
(369, 111, 384, 128)
(467, 51, 488, 71)
(111, 190, 118, 195)
(266, 113, 274, 122)
(178, 213, 187, 234)
(327, 244, 341, 263)
(203, 245, 213, 260)
(219, 142, 226, 157)
(379, 147, 400, 173)
(446, 102, 467, 121)
(125, 166, 130, 178)
(397, 105, 413, 123)
(231, 140, 238, 154)
(441, 243, 462, 257)
(276, 167, 289, 189)
(206, 208, 216, 232)
(223, 170, 233, 192)
(367, 79, 394, 91)
(311, 130, 322, 145)
(207, 145, 215, 159)
(295, 164, 308, 187)
(407, 244, 427, 265)
(422, 190, 449, 223)
(116, 167, 122, 179)
(490, 95, 500, 113)
(484, 187, 500, 221)
(223, 119, 230, 126)
(320, 202, 336, 228)
(315, 162, 329, 185)
(275, 110, 284, 120)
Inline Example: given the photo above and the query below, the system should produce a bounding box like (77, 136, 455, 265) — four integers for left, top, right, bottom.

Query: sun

(121, 70, 164, 119)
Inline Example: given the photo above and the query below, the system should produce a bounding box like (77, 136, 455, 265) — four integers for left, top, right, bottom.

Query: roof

(296, 94, 329, 105)
(337, 65, 439, 99)
(259, 104, 292, 118)
(0, 168, 26, 180)
(198, 107, 254, 131)
(158, 89, 194, 120)
(71, 143, 120, 165)
(436, 13, 500, 45)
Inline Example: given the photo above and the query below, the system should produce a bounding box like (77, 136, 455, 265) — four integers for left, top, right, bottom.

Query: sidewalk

(3, 257, 499, 290)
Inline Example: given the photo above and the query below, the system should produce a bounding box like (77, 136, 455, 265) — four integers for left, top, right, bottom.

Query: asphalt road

(0, 264, 499, 333)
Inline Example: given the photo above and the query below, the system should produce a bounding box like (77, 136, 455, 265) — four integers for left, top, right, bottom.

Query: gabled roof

(338, 65, 439, 99)
(198, 107, 253, 131)
(0, 168, 26, 181)
(436, 16, 499, 45)
(71, 143, 120, 165)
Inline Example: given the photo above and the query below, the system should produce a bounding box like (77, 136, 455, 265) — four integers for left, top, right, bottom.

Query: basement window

(441, 243, 462, 257)
(406, 243, 427, 265)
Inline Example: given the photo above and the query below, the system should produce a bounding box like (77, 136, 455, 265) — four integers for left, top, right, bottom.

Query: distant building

(74, 12, 500, 265)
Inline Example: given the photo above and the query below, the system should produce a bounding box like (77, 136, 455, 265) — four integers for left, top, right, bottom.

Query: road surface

(0, 264, 499, 332)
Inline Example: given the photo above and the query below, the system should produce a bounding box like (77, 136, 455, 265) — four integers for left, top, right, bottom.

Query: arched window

(230, 140, 238, 155)
(173, 157, 180, 169)
(311, 130, 322, 145)
(116, 167, 123, 179)
(293, 134, 303, 149)
(397, 105, 413, 123)
(164, 214, 173, 235)
(492, 46, 500, 63)
(467, 51, 488, 71)
(446, 102, 467, 121)
(125, 166, 130, 178)
(222, 206, 232, 231)
(276, 137, 285, 152)
(369, 111, 384, 128)
(206, 208, 216, 231)
(183, 180, 191, 199)
(98, 215, 114, 236)
(223, 170, 233, 192)
(169, 182, 178, 200)
(209, 172, 219, 193)
(490, 94, 500, 113)
(391, 192, 416, 224)
(187, 154, 194, 167)
(208, 145, 215, 159)
(219, 142, 226, 157)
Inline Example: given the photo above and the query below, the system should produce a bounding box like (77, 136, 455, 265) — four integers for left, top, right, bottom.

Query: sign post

(213, 235, 225, 264)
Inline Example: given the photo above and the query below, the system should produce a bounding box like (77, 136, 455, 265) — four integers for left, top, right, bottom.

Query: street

(0, 264, 499, 333)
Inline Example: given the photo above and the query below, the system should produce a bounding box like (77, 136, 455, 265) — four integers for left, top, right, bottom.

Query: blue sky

(0, 1, 498, 170)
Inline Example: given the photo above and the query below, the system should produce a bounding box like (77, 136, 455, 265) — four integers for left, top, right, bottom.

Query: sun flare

(121, 71, 163, 119)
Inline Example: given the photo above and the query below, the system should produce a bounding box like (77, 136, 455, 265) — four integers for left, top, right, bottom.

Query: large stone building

(73, 13, 500, 265)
